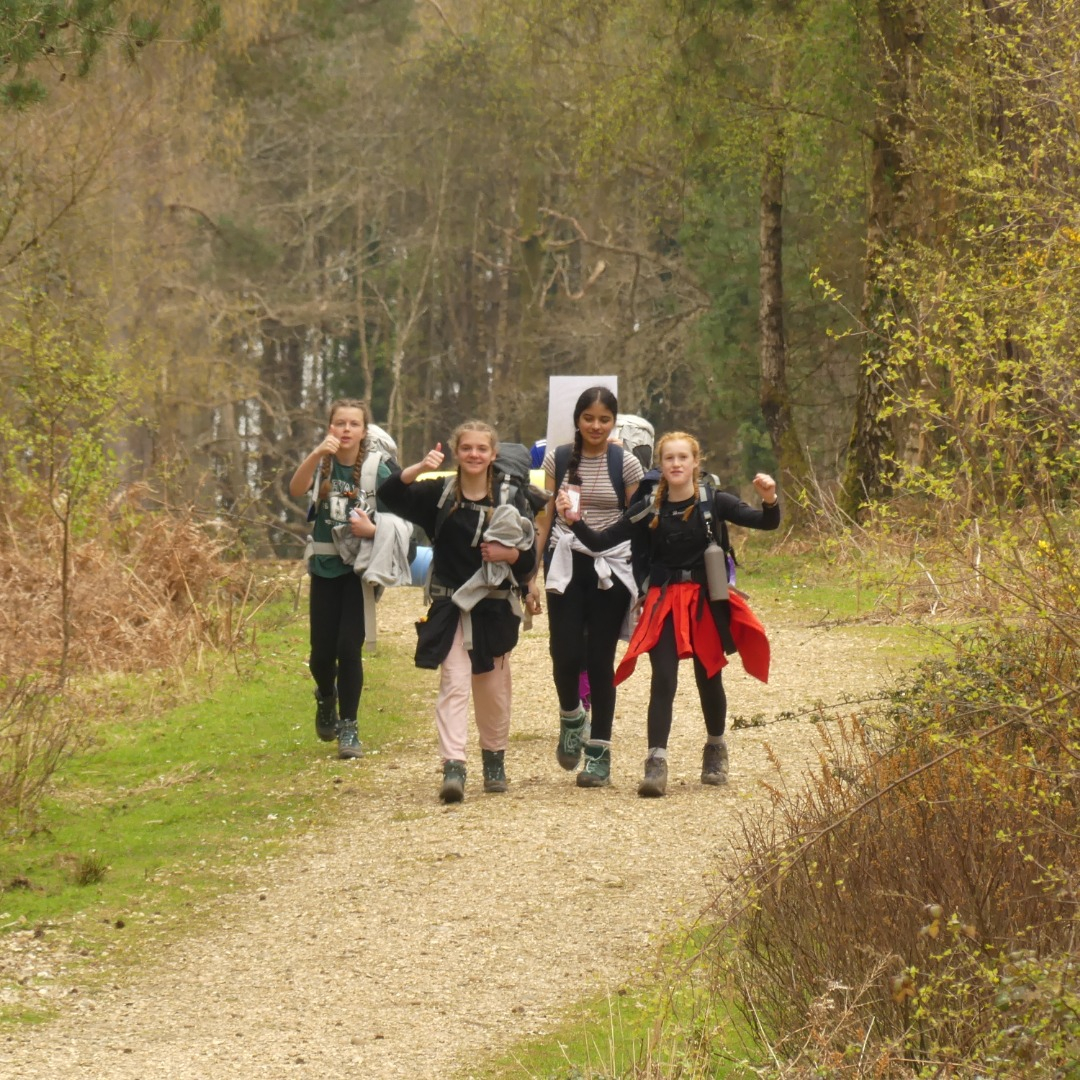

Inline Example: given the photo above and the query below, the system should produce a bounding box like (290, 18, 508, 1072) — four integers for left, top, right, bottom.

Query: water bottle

(704, 542, 729, 601)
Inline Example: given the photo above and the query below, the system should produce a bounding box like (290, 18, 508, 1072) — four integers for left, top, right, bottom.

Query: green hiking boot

(440, 759, 467, 803)
(637, 753, 668, 798)
(481, 748, 508, 793)
(337, 720, 363, 760)
(576, 742, 611, 788)
(701, 739, 729, 785)
(556, 708, 590, 770)
(314, 689, 339, 742)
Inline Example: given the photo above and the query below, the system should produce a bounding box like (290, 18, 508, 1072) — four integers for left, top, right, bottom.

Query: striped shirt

(543, 444, 644, 545)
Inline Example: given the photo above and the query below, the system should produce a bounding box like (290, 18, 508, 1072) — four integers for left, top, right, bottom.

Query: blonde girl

(377, 422, 537, 802)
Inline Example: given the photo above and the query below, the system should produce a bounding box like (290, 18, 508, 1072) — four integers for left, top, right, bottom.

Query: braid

(447, 473, 463, 521)
(352, 455, 363, 497)
(649, 477, 668, 529)
(567, 431, 584, 487)
(316, 455, 333, 502)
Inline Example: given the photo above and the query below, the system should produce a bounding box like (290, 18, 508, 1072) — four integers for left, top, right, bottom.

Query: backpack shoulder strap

(698, 481, 719, 544)
(359, 450, 386, 502)
(606, 443, 626, 507)
(553, 444, 573, 492)
(433, 476, 457, 540)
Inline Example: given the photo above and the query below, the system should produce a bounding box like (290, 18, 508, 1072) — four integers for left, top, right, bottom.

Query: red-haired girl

(556, 432, 779, 796)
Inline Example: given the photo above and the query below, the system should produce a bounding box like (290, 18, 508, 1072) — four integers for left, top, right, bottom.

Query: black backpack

(432, 442, 547, 542)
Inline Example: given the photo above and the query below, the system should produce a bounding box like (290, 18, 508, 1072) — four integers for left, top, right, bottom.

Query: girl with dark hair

(555, 432, 779, 797)
(378, 422, 536, 803)
(536, 386, 644, 787)
(289, 398, 392, 759)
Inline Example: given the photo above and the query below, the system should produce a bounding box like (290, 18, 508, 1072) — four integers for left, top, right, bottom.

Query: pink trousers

(434, 617, 512, 762)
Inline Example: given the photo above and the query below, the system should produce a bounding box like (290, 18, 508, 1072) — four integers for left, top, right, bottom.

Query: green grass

(0, 614, 429, 1020)
(474, 934, 765, 1079)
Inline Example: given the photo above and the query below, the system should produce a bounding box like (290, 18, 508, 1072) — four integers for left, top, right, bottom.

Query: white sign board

(544, 375, 619, 452)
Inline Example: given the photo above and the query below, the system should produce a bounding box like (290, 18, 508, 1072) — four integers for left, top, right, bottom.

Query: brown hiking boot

(637, 753, 668, 798)
(701, 739, 729, 785)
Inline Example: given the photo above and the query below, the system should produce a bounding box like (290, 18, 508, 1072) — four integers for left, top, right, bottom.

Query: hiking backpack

(432, 442, 547, 543)
(358, 423, 398, 509)
(612, 413, 655, 470)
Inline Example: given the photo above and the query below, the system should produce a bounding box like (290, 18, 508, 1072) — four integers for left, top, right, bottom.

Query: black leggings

(546, 551, 631, 741)
(308, 573, 367, 721)
(646, 616, 727, 749)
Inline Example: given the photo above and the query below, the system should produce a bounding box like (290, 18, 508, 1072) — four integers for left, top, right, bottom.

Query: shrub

(711, 622, 1079, 1078)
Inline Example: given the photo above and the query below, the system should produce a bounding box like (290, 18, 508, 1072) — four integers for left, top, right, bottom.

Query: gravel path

(0, 588, 902, 1079)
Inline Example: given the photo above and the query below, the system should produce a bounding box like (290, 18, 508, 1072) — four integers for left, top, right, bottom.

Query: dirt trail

(0, 590, 901, 1079)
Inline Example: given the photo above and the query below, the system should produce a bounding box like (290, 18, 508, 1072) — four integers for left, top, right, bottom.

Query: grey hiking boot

(576, 742, 611, 788)
(701, 739, 729, 785)
(337, 720, 363, 760)
(481, 749, 508, 793)
(556, 708, 590, 770)
(314, 689, 338, 742)
(637, 753, 668, 798)
(440, 760, 467, 803)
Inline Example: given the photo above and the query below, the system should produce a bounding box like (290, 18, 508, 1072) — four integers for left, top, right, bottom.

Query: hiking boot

(440, 760, 467, 803)
(637, 753, 668, 798)
(314, 689, 338, 742)
(556, 708, 590, 770)
(481, 749, 508, 794)
(337, 720, 363, 760)
(576, 742, 611, 788)
(701, 739, 729, 785)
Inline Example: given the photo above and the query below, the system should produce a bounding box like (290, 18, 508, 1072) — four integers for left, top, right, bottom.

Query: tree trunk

(841, 0, 925, 518)
(758, 67, 811, 512)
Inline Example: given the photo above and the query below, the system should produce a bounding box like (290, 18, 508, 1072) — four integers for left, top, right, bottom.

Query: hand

(554, 490, 580, 523)
(402, 442, 446, 484)
(753, 473, 777, 504)
(480, 541, 519, 564)
(316, 433, 341, 457)
(349, 508, 376, 538)
(420, 442, 445, 472)
(525, 581, 542, 615)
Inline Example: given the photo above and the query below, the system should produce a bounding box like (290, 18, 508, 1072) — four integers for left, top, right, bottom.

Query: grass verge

(0, 606, 428, 1022)
(474, 931, 764, 1079)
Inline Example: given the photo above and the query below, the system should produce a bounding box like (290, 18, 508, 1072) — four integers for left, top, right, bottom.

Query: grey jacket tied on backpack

(451, 505, 535, 649)
(330, 512, 413, 652)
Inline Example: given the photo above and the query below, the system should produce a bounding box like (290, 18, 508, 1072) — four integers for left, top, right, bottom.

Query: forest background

(2, 1, 1079, 1077)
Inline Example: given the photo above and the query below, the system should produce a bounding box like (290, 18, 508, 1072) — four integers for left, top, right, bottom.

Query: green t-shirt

(309, 456, 393, 578)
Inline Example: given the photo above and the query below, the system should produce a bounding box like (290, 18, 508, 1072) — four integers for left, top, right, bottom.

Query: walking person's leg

(547, 558, 592, 768)
(473, 654, 512, 793)
(693, 656, 730, 785)
(308, 574, 343, 744)
(576, 571, 632, 789)
(333, 573, 366, 758)
(638, 618, 680, 797)
(434, 617, 472, 802)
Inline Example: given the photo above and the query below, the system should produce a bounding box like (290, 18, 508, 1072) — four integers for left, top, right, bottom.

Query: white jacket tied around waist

(544, 530, 637, 639)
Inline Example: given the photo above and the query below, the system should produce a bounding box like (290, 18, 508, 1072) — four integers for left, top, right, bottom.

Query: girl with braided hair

(289, 398, 393, 759)
(555, 432, 779, 797)
(378, 422, 536, 803)
(536, 386, 644, 788)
